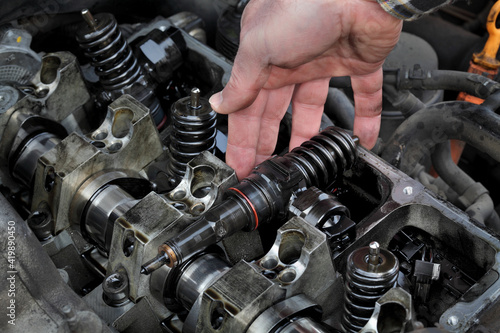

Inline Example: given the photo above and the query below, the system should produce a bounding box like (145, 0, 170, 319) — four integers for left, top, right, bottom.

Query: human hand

(209, 0, 402, 179)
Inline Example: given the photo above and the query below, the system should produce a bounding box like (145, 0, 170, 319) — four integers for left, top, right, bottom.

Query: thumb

(210, 36, 270, 114)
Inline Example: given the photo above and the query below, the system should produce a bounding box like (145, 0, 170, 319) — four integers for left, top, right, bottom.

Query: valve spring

(76, 11, 165, 126)
(76, 12, 141, 91)
(286, 127, 358, 188)
(168, 88, 217, 180)
(341, 243, 399, 333)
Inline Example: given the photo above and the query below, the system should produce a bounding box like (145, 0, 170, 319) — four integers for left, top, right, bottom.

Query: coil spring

(76, 13, 141, 91)
(342, 243, 399, 333)
(286, 127, 358, 188)
(76, 11, 165, 126)
(168, 89, 217, 180)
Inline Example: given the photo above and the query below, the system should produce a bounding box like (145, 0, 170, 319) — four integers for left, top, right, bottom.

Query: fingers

(289, 78, 330, 149)
(351, 68, 383, 149)
(210, 30, 271, 115)
(265, 58, 337, 90)
(225, 90, 269, 179)
(255, 85, 295, 165)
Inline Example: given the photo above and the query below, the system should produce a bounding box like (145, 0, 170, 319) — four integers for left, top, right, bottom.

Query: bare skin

(209, 0, 403, 179)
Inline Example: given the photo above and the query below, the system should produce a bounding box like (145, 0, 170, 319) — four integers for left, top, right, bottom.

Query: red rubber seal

(228, 187, 259, 230)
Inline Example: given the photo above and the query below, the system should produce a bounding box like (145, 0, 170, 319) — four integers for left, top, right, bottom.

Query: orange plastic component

(457, 61, 499, 102)
(472, 0, 500, 70)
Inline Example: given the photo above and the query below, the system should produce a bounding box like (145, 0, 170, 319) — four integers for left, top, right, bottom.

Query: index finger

(210, 30, 271, 115)
(351, 68, 383, 149)
(225, 89, 270, 179)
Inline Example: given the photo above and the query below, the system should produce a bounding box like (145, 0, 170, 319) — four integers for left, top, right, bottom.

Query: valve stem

(81, 9, 97, 31)
(368, 241, 380, 268)
(190, 87, 201, 109)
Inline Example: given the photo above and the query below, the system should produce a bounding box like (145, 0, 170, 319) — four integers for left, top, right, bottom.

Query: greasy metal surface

(107, 193, 188, 301)
(0, 193, 111, 333)
(195, 260, 285, 333)
(247, 294, 323, 333)
(164, 151, 237, 217)
(31, 95, 163, 234)
(329, 148, 500, 332)
(359, 288, 414, 333)
(253, 217, 339, 315)
(2, 5, 500, 332)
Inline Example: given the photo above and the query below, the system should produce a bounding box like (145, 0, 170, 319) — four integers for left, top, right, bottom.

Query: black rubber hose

(384, 69, 500, 99)
(381, 101, 500, 174)
(481, 90, 500, 111)
(383, 85, 426, 118)
(324, 88, 355, 130)
(431, 141, 500, 230)
(431, 142, 474, 195)
(487, 209, 500, 232)
(329, 76, 352, 89)
(333, 69, 500, 101)
(385, 81, 500, 230)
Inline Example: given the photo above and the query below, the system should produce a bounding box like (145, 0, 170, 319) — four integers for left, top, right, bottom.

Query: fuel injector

(141, 126, 358, 274)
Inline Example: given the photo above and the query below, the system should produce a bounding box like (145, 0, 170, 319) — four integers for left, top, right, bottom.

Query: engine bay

(1, 1, 500, 332)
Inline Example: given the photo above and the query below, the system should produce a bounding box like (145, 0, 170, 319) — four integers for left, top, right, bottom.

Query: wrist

(376, 0, 454, 21)
(375, 0, 455, 21)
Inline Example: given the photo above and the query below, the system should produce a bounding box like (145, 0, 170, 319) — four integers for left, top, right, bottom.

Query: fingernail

(209, 92, 223, 110)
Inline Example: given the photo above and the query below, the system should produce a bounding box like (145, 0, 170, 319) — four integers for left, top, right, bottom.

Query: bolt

(106, 273, 125, 291)
(102, 272, 130, 306)
(27, 210, 53, 241)
(403, 186, 413, 196)
(58, 268, 70, 284)
(27, 210, 48, 226)
(61, 305, 78, 331)
(61, 305, 74, 318)
(447, 316, 459, 326)
(216, 225, 227, 237)
(190, 87, 201, 109)
(81, 9, 98, 31)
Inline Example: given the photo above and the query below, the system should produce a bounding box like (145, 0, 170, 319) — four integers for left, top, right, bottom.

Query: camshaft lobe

(141, 126, 358, 273)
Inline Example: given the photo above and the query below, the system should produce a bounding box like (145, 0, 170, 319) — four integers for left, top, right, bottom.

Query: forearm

(377, 0, 455, 20)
